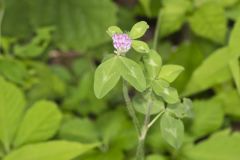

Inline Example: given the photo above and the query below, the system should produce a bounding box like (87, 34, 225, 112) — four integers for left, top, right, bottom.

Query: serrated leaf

(14, 100, 62, 147)
(131, 40, 150, 53)
(4, 141, 98, 160)
(133, 93, 164, 115)
(129, 21, 149, 39)
(119, 56, 146, 92)
(189, 3, 227, 44)
(185, 130, 240, 160)
(143, 50, 162, 80)
(191, 99, 224, 138)
(160, 113, 184, 149)
(106, 26, 123, 37)
(152, 79, 180, 104)
(94, 56, 120, 99)
(0, 78, 26, 149)
(158, 64, 184, 83)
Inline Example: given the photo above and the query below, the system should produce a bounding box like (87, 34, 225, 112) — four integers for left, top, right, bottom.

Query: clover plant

(94, 21, 193, 160)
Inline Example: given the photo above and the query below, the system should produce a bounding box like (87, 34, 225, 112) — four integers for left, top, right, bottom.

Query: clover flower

(107, 21, 150, 55)
(112, 33, 132, 53)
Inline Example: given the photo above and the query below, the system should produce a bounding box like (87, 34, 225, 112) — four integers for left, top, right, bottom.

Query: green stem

(153, 10, 162, 50)
(122, 80, 141, 136)
(136, 93, 153, 160)
(147, 111, 164, 128)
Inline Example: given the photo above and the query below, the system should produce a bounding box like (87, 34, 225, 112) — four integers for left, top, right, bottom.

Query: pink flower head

(112, 33, 132, 54)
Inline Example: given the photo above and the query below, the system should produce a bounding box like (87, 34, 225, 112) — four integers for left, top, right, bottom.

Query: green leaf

(94, 56, 120, 99)
(4, 141, 98, 160)
(167, 98, 193, 118)
(139, 0, 152, 17)
(158, 65, 184, 83)
(129, 21, 149, 39)
(188, 3, 227, 44)
(4, 0, 117, 51)
(119, 56, 146, 92)
(14, 100, 62, 147)
(97, 109, 137, 150)
(59, 117, 99, 143)
(143, 50, 162, 80)
(229, 59, 240, 94)
(183, 47, 233, 96)
(0, 57, 28, 85)
(146, 154, 168, 160)
(191, 99, 224, 138)
(131, 40, 150, 53)
(214, 90, 240, 118)
(152, 79, 180, 104)
(184, 130, 240, 160)
(106, 26, 123, 37)
(229, 19, 240, 49)
(14, 27, 53, 58)
(0, 78, 26, 149)
(194, 0, 239, 8)
(159, 7, 186, 37)
(160, 113, 184, 149)
(226, 2, 240, 20)
(133, 93, 164, 115)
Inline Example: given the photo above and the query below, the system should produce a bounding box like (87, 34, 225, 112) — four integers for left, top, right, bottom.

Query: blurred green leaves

(4, 141, 98, 160)
(14, 100, 62, 147)
(0, 78, 26, 150)
(189, 3, 227, 44)
(184, 130, 240, 160)
(3, 0, 117, 51)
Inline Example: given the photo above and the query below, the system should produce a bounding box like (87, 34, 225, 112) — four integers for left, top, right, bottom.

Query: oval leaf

(143, 50, 162, 80)
(14, 100, 62, 147)
(4, 141, 98, 160)
(106, 26, 123, 37)
(0, 78, 26, 149)
(152, 79, 180, 104)
(160, 113, 184, 149)
(133, 93, 164, 115)
(94, 56, 121, 99)
(158, 64, 184, 83)
(118, 56, 146, 92)
(129, 21, 149, 39)
(132, 40, 150, 53)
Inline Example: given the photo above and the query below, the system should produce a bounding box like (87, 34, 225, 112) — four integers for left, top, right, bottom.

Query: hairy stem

(153, 10, 162, 50)
(136, 93, 153, 160)
(122, 80, 141, 136)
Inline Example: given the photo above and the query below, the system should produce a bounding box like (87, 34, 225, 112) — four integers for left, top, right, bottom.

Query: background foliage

(0, 0, 240, 159)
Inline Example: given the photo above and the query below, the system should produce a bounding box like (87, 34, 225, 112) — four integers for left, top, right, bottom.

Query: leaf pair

(143, 50, 184, 104)
(94, 56, 146, 99)
(0, 78, 97, 159)
(0, 77, 61, 148)
(107, 21, 150, 53)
